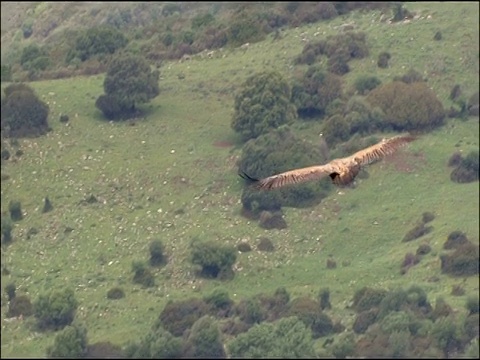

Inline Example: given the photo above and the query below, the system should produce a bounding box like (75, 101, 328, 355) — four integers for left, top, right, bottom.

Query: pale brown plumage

(240, 134, 416, 190)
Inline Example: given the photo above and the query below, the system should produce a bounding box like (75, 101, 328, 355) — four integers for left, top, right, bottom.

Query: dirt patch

(213, 140, 233, 148)
(385, 151, 426, 173)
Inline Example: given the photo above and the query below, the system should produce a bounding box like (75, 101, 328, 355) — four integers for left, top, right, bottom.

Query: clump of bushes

(402, 222, 433, 242)
(190, 240, 237, 279)
(34, 287, 78, 330)
(257, 237, 275, 251)
(258, 211, 287, 230)
(286, 296, 334, 338)
(157, 298, 209, 337)
(377, 51, 391, 68)
(149, 239, 166, 266)
(440, 242, 479, 277)
(443, 231, 469, 250)
(8, 200, 23, 221)
(7, 294, 33, 318)
(354, 75, 382, 95)
(352, 287, 388, 313)
(449, 150, 479, 183)
(400, 252, 421, 274)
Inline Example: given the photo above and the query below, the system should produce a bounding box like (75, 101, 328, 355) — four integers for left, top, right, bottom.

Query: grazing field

(1, 2, 479, 357)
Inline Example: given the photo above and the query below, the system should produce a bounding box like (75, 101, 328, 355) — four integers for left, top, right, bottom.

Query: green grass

(1, 2, 479, 357)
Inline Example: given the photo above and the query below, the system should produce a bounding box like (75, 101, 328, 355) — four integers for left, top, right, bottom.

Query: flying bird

(239, 134, 416, 190)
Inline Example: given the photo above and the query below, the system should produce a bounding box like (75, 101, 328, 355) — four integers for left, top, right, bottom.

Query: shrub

(257, 237, 274, 252)
(190, 240, 237, 279)
(353, 308, 378, 334)
(416, 243, 432, 256)
(131, 261, 155, 287)
(59, 114, 69, 123)
(448, 152, 463, 167)
(449, 84, 462, 101)
(354, 75, 382, 95)
(466, 296, 479, 315)
(1, 216, 13, 245)
(158, 298, 209, 336)
(450, 150, 479, 183)
(34, 287, 78, 330)
(1, 84, 50, 138)
(7, 295, 33, 318)
(20, 44, 49, 71)
(258, 210, 287, 230)
(42, 196, 53, 213)
(322, 114, 351, 146)
(401, 252, 421, 273)
(203, 288, 233, 313)
(286, 296, 333, 338)
(367, 81, 445, 131)
(8, 200, 23, 221)
(443, 231, 469, 250)
(46, 324, 88, 358)
(467, 91, 479, 116)
(422, 211, 435, 223)
(403, 223, 433, 242)
(394, 68, 424, 84)
(440, 242, 479, 276)
(183, 315, 226, 359)
(85, 342, 124, 359)
(236, 297, 266, 325)
(231, 71, 296, 141)
(377, 51, 391, 68)
(318, 288, 331, 310)
(352, 287, 388, 312)
(106, 287, 125, 300)
(5, 282, 16, 301)
(434, 31, 442, 41)
(149, 239, 166, 266)
(237, 242, 252, 252)
(73, 26, 128, 62)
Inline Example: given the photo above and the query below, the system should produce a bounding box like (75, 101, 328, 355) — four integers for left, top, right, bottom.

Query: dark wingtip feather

(238, 171, 259, 183)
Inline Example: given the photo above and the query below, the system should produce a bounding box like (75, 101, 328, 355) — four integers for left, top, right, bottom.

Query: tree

(227, 316, 315, 358)
(96, 53, 159, 120)
(46, 323, 88, 358)
(131, 260, 155, 287)
(34, 287, 78, 330)
(1, 83, 50, 137)
(231, 71, 297, 141)
(183, 316, 226, 358)
(1, 216, 13, 245)
(291, 66, 343, 118)
(238, 126, 332, 213)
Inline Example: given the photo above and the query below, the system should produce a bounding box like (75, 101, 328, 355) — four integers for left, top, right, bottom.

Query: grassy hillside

(1, 2, 479, 357)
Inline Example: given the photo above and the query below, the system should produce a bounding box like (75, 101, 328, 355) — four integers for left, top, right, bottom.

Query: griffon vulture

(239, 134, 416, 190)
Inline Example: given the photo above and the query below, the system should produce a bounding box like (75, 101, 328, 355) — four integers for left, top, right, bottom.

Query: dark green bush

(1, 216, 13, 244)
(367, 81, 445, 131)
(466, 296, 479, 315)
(322, 114, 351, 146)
(286, 296, 333, 338)
(352, 287, 388, 313)
(47, 324, 88, 358)
(450, 150, 479, 183)
(190, 240, 237, 279)
(450, 84, 462, 101)
(158, 298, 209, 337)
(20, 44, 49, 71)
(444, 231, 469, 250)
(183, 315, 226, 359)
(1, 83, 50, 138)
(73, 26, 128, 62)
(422, 211, 435, 223)
(353, 308, 378, 334)
(7, 295, 33, 318)
(34, 287, 78, 330)
(203, 288, 233, 313)
(416, 243, 432, 256)
(318, 288, 331, 310)
(232, 71, 296, 141)
(377, 51, 391, 68)
(149, 239, 166, 266)
(1, 64, 12, 82)
(236, 242, 252, 252)
(434, 31, 442, 41)
(59, 114, 69, 123)
(402, 222, 433, 242)
(42, 196, 53, 213)
(5, 282, 16, 301)
(292, 66, 343, 118)
(257, 237, 274, 252)
(131, 260, 155, 287)
(467, 91, 479, 116)
(235, 297, 266, 325)
(8, 200, 23, 221)
(448, 152, 463, 167)
(258, 210, 287, 230)
(106, 287, 125, 300)
(440, 242, 479, 277)
(354, 75, 382, 95)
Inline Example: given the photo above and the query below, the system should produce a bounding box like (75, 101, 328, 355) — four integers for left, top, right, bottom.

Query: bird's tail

(238, 171, 259, 184)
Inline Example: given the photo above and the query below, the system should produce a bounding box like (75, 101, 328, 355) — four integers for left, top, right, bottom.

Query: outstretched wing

(240, 164, 338, 190)
(350, 134, 416, 166)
